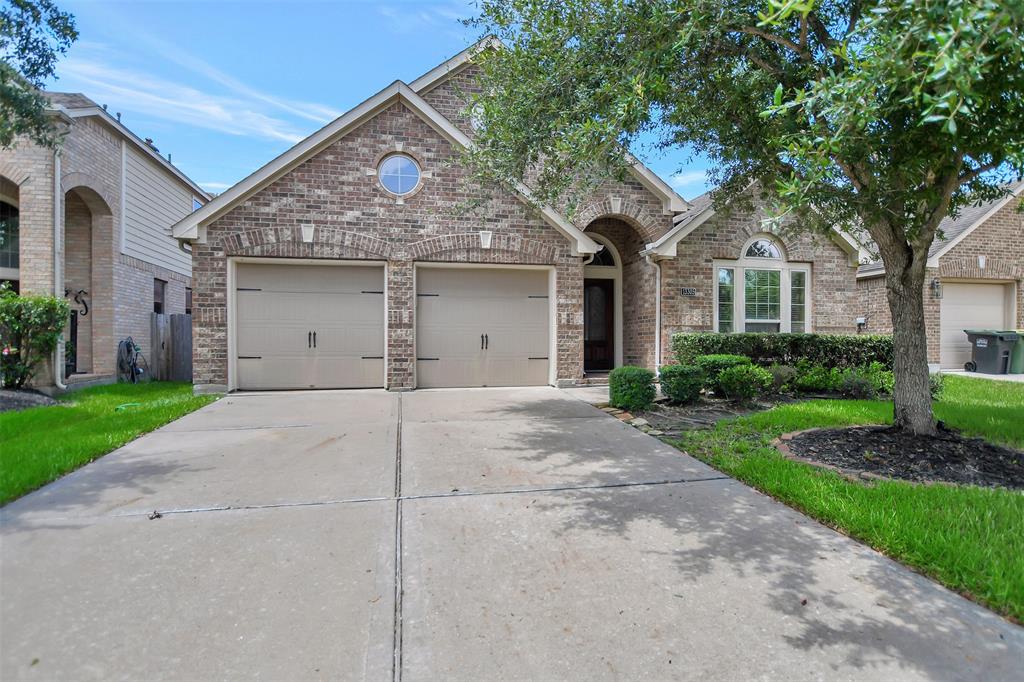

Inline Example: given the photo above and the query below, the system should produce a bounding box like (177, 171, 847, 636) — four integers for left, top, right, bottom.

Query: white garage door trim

(939, 279, 1016, 370)
(227, 257, 388, 391)
(413, 263, 557, 388)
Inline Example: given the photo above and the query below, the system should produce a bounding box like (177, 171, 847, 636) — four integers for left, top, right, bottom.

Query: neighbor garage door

(416, 268, 550, 388)
(939, 281, 1013, 370)
(235, 263, 385, 389)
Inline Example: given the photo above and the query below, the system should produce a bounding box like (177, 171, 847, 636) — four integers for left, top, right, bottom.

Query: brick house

(857, 181, 1024, 371)
(0, 93, 209, 388)
(173, 43, 862, 394)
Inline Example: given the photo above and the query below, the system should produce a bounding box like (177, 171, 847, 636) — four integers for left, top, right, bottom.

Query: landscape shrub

(609, 366, 656, 411)
(672, 332, 893, 369)
(694, 354, 751, 393)
(838, 368, 878, 399)
(767, 364, 797, 392)
(716, 365, 773, 402)
(0, 285, 70, 389)
(792, 362, 842, 393)
(659, 364, 704, 404)
(930, 373, 946, 399)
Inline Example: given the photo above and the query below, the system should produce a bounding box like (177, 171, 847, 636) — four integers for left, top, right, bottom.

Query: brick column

(556, 258, 584, 386)
(387, 259, 414, 389)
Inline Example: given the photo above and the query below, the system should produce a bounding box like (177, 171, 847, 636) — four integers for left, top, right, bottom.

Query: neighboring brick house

(0, 93, 209, 389)
(857, 181, 1024, 371)
(173, 42, 862, 393)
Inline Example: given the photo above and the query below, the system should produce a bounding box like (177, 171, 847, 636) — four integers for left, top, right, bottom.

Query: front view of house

(174, 42, 862, 393)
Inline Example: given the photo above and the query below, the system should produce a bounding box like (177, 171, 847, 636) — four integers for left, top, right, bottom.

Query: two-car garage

(232, 261, 552, 391)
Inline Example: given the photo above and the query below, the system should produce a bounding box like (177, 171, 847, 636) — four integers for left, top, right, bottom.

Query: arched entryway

(63, 185, 115, 377)
(0, 175, 19, 292)
(583, 216, 659, 372)
(583, 233, 622, 371)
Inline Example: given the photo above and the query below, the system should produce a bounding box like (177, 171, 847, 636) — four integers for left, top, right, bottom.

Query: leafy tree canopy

(1, 0, 78, 149)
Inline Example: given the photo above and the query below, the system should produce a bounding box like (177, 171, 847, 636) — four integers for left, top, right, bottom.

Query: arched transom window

(715, 235, 809, 334)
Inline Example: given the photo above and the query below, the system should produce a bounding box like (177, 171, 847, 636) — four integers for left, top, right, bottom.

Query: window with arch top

(715, 235, 809, 334)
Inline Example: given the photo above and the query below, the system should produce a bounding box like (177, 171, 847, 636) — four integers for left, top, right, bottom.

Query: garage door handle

(481, 334, 485, 350)
(485, 334, 489, 349)
(313, 331, 317, 348)
(308, 331, 312, 349)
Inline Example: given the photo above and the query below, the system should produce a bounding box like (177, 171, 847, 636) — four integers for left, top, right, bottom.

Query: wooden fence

(150, 313, 192, 382)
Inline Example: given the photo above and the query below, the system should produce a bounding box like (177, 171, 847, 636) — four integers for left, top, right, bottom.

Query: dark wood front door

(584, 278, 614, 371)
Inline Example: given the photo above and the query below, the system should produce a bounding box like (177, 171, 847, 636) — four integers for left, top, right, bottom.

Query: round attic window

(378, 154, 420, 195)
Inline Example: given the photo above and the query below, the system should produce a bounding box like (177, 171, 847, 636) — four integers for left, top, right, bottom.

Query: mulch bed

(781, 425, 1024, 490)
(634, 398, 765, 437)
(0, 388, 59, 414)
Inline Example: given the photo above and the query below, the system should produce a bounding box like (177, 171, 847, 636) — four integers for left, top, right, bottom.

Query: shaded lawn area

(670, 375, 1024, 623)
(0, 382, 217, 505)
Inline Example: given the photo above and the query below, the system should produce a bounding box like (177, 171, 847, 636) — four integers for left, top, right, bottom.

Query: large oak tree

(465, 0, 1024, 434)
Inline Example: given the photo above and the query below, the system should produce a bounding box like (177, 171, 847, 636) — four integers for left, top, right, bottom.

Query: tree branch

(737, 27, 803, 55)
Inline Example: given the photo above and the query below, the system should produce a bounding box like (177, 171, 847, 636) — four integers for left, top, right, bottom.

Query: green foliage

(930, 373, 946, 400)
(468, 0, 1024, 433)
(608, 366, 656, 411)
(767, 364, 797, 392)
(673, 332, 894, 368)
(694, 354, 752, 393)
(716, 364, 773, 402)
(0, 382, 217, 504)
(792, 363, 841, 393)
(672, 377, 1024, 621)
(0, 0, 78, 148)
(659, 364, 704, 404)
(0, 284, 69, 388)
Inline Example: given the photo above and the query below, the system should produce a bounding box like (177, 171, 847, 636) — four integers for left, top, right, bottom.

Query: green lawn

(670, 375, 1024, 623)
(0, 382, 217, 505)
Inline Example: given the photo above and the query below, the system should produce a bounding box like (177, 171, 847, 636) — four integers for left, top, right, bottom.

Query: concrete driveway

(1, 387, 1020, 680)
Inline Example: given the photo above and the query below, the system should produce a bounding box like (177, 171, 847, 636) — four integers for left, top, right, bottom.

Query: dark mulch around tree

(0, 389, 59, 414)
(787, 425, 1024, 489)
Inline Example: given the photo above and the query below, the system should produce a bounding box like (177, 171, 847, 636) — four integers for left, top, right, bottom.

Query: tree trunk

(884, 262, 937, 435)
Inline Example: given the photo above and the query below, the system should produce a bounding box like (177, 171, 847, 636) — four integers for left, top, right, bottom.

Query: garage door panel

(416, 268, 551, 388)
(940, 282, 1012, 369)
(235, 263, 385, 390)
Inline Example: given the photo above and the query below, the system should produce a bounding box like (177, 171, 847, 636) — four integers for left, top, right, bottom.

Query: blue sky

(47, 1, 712, 199)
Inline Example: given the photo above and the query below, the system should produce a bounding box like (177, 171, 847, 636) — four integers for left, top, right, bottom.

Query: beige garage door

(416, 268, 550, 388)
(939, 281, 1013, 370)
(236, 263, 385, 389)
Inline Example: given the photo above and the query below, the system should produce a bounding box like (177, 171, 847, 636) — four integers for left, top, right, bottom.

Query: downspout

(52, 150, 66, 390)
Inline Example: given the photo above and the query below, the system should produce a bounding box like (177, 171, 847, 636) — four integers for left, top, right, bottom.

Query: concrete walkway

(1, 387, 1020, 680)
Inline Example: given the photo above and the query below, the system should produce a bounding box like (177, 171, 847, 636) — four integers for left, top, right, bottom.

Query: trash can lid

(963, 329, 1001, 335)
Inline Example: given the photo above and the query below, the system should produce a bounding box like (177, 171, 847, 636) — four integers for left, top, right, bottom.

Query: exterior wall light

(930, 278, 943, 299)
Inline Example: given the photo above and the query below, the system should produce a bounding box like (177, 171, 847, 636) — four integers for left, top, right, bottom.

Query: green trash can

(963, 330, 1018, 374)
(1010, 330, 1024, 374)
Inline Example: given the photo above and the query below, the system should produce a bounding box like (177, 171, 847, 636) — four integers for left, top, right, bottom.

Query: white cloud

(669, 170, 707, 189)
(377, 2, 474, 40)
(58, 59, 309, 145)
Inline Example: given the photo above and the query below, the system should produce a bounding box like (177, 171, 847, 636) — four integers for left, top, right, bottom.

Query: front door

(584, 278, 614, 372)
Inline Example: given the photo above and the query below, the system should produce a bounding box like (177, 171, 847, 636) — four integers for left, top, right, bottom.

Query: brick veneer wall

(659, 205, 860, 360)
(856, 197, 1023, 365)
(0, 115, 193, 385)
(193, 101, 594, 390)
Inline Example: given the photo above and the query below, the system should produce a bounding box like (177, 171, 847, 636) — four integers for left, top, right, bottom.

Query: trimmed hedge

(717, 365, 773, 402)
(694, 354, 751, 393)
(609, 366, 656, 411)
(659, 364, 704, 404)
(673, 332, 893, 369)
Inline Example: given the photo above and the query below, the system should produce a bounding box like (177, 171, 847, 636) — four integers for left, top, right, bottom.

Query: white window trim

(713, 256, 812, 334)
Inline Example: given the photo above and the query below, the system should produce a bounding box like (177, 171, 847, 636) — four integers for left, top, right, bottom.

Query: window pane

(717, 268, 734, 333)
(0, 201, 18, 269)
(791, 270, 806, 333)
(745, 321, 780, 333)
(744, 269, 780, 320)
(744, 239, 781, 258)
(378, 154, 420, 195)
